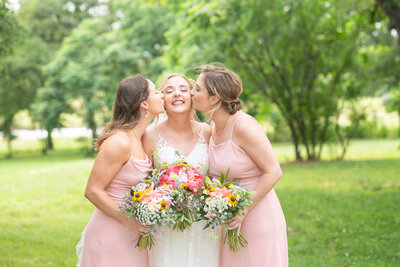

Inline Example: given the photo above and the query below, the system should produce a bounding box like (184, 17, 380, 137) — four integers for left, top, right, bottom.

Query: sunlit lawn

(0, 138, 399, 266)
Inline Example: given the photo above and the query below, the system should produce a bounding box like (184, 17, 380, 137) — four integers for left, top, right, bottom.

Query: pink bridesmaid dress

(80, 139, 152, 267)
(209, 115, 288, 267)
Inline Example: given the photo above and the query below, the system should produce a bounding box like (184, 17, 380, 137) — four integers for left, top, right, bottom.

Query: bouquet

(198, 170, 254, 252)
(122, 180, 174, 250)
(148, 155, 206, 231)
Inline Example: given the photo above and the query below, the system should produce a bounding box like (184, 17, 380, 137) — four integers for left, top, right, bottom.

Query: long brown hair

(95, 74, 150, 150)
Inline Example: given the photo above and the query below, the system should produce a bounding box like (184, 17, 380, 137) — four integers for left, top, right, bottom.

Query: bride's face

(162, 76, 192, 114)
(191, 74, 214, 113)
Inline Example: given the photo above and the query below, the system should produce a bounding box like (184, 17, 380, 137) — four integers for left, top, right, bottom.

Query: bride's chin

(166, 108, 191, 115)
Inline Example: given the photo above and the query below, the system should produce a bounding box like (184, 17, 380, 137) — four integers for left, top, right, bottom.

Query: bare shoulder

(142, 125, 158, 143)
(99, 133, 131, 162)
(233, 114, 266, 147)
(142, 125, 159, 152)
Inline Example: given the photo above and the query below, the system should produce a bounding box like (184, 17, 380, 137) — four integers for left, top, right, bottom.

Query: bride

(142, 73, 220, 267)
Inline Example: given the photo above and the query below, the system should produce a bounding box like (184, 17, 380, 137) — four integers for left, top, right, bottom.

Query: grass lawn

(0, 138, 399, 266)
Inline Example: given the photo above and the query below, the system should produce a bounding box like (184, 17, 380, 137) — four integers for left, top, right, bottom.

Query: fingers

(228, 220, 241, 229)
(139, 228, 150, 235)
(138, 224, 151, 234)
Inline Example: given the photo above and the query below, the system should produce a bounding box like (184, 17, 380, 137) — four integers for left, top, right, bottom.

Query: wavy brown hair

(201, 63, 243, 116)
(95, 74, 150, 150)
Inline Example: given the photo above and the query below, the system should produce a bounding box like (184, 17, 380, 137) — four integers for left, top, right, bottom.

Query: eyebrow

(165, 85, 188, 89)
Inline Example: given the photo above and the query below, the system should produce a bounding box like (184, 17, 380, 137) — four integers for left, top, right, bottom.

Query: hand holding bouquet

(122, 180, 173, 250)
(198, 170, 254, 252)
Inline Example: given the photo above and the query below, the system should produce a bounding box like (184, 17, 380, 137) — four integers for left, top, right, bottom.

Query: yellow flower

(180, 161, 190, 167)
(203, 189, 209, 194)
(132, 190, 143, 201)
(208, 186, 215, 192)
(143, 188, 151, 197)
(180, 183, 188, 189)
(228, 193, 238, 207)
(159, 200, 168, 210)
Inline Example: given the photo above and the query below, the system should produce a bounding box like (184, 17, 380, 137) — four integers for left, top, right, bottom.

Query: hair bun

(229, 99, 241, 114)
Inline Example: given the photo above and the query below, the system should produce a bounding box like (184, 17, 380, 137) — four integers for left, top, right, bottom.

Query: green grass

(279, 159, 400, 266)
(0, 138, 399, 266)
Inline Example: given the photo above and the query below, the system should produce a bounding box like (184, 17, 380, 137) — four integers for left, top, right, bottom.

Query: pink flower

(167, 165, 183, 175)
(159, 174, 177, 189)
(212, 187, 231, 198)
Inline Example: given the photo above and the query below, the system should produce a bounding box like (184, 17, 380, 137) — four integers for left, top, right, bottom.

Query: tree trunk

(2, 115, 14, 158)
(87, 110, 97, 152)
(47, 128, 54, 150)
(398, 111, 400, 137)
(377, 0, 400, 45)
(6, 137, 12, 159)
(287, 121, 303, 161)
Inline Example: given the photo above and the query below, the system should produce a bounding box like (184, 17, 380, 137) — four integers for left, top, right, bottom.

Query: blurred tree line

(0, 0, 399, 160)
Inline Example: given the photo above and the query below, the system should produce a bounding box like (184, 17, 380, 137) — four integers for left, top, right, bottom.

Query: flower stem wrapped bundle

(198, 170, 254, 252)
(122, 180, 173, 250)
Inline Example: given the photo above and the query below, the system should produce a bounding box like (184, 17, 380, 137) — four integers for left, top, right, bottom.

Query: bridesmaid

(191, 64, 288, 267)
(80, 75, 165, 267)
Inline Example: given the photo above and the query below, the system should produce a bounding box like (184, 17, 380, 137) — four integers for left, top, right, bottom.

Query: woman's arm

(84, 134, 149, 232)
(229, 116, 283, 229)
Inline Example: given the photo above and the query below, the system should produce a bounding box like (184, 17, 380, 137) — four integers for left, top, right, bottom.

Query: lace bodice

(153, 128, 209, 175)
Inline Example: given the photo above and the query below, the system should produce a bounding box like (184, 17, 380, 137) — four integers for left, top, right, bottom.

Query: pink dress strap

(229, 114, 246, 139)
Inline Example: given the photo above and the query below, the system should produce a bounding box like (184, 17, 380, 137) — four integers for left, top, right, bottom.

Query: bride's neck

(165, 112, 192, 132)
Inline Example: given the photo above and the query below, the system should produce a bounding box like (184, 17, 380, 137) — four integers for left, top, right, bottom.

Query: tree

(21, 0, 102, 151)
(0, 0, 103, 156)
(44, 0, 174, 149)
(376, 0, 400, 45)
(163, 0, 372, 161)
(0, 37, 46, 157)
(374, 0, 400, 136)
(0, 0, 19, 57)
(0, 0, 21, 157)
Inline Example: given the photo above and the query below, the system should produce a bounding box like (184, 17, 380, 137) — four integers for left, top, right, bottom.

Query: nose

(190, 88, 195, 96)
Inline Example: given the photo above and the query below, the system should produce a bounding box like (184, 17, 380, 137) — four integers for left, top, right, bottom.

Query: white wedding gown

(149, 129, 220, 267)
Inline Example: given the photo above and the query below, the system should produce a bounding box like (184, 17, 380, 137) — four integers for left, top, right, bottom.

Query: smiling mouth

(172, 100, 185, 105)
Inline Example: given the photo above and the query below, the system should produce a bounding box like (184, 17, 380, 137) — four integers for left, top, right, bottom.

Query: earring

(145, 110, 149, 118)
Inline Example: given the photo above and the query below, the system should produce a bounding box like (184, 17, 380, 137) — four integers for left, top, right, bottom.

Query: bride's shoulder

(142, 125, 160, 156)
(194, 121, 211, 143)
